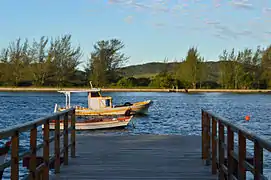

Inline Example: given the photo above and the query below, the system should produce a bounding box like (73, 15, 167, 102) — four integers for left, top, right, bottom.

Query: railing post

(227, 126, 234, 179)
(201, 110, 206, 161)
(254, 140, 263, 180)
(63, 112, 69, 165)
(71, 109, 76, 158)
(54, 116, 60, 173)
(211, 117, 217, 174)
(206, 113, 211, 165)
(11, 131, 19, 180)
(201, 110, 210, 165)
(238, 132, 246, 180)
(218, 122, 225, 180)
(43, 119, 50, 180)
(30, 126, 37, 180)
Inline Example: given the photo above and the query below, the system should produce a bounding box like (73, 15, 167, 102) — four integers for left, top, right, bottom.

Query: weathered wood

(55, 116, 61, 173)
(201, 110, 206, 160)
(238, 132, 246, 180)
(227, 126, 234, 179)
(51, 135, 217, 180)
(254, 140, 263, 180)
(63, 113, 69, 165)
(206, 114, 211, 165)
(1, 108, 76, 180)
(71, 110, 76, 158)
(218, 122, 225, 180)
(202, 109, 270, 180)
(211, 117, 217, 174)
(43, 119, 50, 180)
(11, 131, 19, 180)
(30, 126, 37, 180)
(0, 109, 73, 138)
(216, 136, 253, 162)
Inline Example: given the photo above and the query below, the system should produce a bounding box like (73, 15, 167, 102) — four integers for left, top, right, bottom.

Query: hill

(120, 62, 178, 78)
(120, 61, 221, 81)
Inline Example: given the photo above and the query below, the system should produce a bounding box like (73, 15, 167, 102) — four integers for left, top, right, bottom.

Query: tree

(197, 57, 207, 88)
(177, 47, 203, 88)
(149, 73, 175, 88)
(88, 39, 129, 87)
(47, 34, 82, 86)
(29, 36, 49, 86)
(7, 38, 31, 86)
(219, 50, 229, 88)
(0, 48, 10, 84)
(261, 45, 271, 88)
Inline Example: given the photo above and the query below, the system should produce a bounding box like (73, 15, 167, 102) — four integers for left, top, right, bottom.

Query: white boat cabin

(58, 88, 113, 110)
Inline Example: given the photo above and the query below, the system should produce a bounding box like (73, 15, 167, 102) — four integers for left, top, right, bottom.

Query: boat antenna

(89, 81, 93, 88)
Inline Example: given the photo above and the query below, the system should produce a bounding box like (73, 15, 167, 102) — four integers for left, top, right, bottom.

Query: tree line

(0, 34, 270, 89)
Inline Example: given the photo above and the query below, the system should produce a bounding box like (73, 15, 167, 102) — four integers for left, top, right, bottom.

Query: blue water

(0, 91, 271, 179)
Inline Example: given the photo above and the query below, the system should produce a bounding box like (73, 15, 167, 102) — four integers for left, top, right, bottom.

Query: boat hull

(43, 116, 132, 130)
(58, 100, 152, 116)
(129, 100, 152, 115)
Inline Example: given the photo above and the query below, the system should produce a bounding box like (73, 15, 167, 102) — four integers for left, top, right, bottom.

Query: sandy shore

(0, 87, 270, 93)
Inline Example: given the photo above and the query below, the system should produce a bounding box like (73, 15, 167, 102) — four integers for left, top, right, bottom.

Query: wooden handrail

(0, 108, 76, 180)
(201, 109, 270, 180)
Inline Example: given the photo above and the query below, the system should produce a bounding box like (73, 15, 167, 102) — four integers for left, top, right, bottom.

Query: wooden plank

(11, 131, 19, 180)
(43, 120, 50, 180)
(211, 117, 217, 174)
(216, 136, 253, 161)
(29, 126, 37, 180)
(214, 135, 253, 179)
(238, 132, 246, 180)
(51, 135, 217, 180)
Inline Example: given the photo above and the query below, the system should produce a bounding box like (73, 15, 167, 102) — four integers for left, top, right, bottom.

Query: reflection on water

(0, 91, 271, 179)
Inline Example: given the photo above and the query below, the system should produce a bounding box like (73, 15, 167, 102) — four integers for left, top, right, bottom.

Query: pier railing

(201, 109, 271, 180)
(0, 108, 76, 180)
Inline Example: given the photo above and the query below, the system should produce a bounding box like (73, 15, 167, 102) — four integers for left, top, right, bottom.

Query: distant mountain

(120, 61, 221, 81)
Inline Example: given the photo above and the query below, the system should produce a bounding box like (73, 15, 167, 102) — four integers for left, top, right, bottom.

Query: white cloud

(230, 0, 254, 9)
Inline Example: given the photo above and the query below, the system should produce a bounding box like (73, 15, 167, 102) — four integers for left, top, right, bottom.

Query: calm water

(0, 91, 271, 179)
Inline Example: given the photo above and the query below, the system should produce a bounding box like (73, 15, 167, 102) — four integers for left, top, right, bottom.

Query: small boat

(44, 115, 133, 130)
(55, 82, 153, 116)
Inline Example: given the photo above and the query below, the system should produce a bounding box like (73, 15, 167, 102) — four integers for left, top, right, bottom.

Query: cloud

(108, 0, 126, 4)
(213, 34, 227, 40)
(213, 25, 239, 39)
(205, 19, 220, 25)
(130, 2, 150, 10)
(124, 16, 133, 24)
(236, 30, 253, 36)
(152, 22, 166, 28)
(230, 0, 254, 10)
(263, 7, 271, 14)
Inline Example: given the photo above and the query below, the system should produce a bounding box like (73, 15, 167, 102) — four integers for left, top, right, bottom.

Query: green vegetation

(0, 34, 270, 89)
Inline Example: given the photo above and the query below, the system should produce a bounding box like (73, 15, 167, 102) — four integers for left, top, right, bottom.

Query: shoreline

(0, 87, 270, 93)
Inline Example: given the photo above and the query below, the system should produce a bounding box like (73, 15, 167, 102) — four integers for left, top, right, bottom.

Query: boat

(55, 83, 153, 116)
(44, 115, 133, 130)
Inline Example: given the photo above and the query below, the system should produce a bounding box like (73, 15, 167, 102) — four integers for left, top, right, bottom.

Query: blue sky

(0, 0, 271, 69)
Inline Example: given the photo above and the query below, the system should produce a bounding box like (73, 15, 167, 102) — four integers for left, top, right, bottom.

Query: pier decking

(51, 135, 216, 180)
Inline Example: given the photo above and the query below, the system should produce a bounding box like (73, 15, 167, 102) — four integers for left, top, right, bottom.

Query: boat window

(91, 92, 100, 97)
(105, 99, 110, 107)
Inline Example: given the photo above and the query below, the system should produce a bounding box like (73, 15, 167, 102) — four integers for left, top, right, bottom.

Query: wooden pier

(0, 108, 271, 180)
(51, 134, 216, 180)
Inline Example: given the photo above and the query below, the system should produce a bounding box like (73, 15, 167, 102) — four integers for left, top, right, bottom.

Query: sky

(0, 0, 271, 69)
